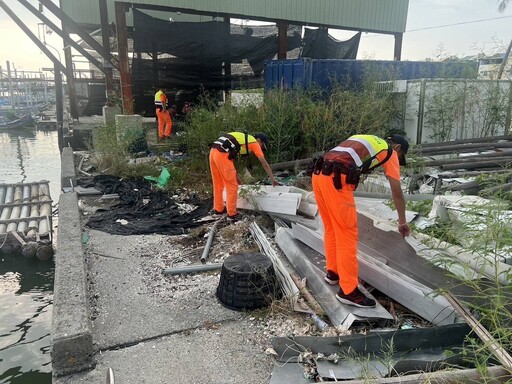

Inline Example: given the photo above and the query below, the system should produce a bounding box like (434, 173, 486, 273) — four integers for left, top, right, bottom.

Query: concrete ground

(54, 227, 275, 384)
(53, 121, 285, 383)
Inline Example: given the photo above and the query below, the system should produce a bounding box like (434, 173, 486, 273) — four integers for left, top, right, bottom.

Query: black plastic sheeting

(301, 29, 360, 60)
(133, 10, 301, 74)
(81, 175, 212, 236)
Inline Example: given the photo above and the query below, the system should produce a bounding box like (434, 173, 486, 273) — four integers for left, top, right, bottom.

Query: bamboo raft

(0, 181, 54, 260)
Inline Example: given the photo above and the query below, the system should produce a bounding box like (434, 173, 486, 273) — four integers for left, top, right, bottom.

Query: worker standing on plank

(154, 88, 172, 139)
(209, 132, 279, 223)
(311, 134, 411, 308)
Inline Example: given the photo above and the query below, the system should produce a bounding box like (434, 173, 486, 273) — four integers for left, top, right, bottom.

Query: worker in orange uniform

(311, 134, 411, 308)
(209, 132, 279, 223)
(154, 88, 172, 139)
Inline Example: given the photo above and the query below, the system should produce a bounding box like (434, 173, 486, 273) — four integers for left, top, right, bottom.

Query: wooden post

(99, 0, 115, 107)
(115, 1, 133, 114)
(277, 21, 288, 60)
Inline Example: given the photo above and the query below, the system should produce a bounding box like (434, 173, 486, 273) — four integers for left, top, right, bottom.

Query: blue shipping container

(264, 58, 477, 91)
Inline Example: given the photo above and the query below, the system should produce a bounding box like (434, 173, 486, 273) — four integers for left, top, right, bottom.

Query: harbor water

(0, 127, 60, 383)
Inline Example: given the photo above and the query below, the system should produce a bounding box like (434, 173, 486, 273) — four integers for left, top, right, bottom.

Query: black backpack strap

(364, 145, 393, 174)
(244, 132, 253, 170)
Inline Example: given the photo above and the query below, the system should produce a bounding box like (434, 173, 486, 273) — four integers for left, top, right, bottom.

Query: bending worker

(209, 132, 279, 223)
(311, 134, 411, 308)
(154, 88, 172, 139)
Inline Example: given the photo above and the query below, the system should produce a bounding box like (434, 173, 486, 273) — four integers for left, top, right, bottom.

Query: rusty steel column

(99, 0, 115, 106)
(115, 1, 133, 114)
(394, 32, 403, 61)
(277, 21, 288, 60)
(54, 63, 64, 153)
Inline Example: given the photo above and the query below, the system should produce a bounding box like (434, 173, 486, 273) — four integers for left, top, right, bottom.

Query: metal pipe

(423, 153, 512, 167)
(162, 263, 223, 276)
(440, 159, 512, 171)
(200, 218, 223, 264)
(418, 135, 512, 149)
(38, 0, 118, 70)
(417, 142, 512, 156)
(355, 191, 435, 201)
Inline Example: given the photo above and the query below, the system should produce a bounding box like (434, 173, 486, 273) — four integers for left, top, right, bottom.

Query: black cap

(254, 133, 269, 151)
(387, 134, 409, 166)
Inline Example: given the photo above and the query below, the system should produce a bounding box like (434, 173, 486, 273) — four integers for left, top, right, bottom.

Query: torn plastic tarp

(301, 28, 361, 59)
(80, 175, 212, 235)
(133, 10, 302, 75)
(144, 167, 171, 188)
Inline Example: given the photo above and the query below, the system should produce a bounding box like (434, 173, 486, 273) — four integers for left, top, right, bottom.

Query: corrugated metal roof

(59, 0, 409, 34)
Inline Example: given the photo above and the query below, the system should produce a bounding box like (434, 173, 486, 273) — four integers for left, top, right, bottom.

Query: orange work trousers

(312, 173, 358, 295)
(156, 108, 172, 138)
(209, 148, 238, 216)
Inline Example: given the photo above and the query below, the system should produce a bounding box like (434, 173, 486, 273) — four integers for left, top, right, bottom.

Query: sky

(0, 0, 511, 73)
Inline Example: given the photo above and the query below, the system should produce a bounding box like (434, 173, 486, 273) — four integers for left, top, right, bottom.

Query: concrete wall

(52, 192, 95, 376)
(60, 147, 76, 190)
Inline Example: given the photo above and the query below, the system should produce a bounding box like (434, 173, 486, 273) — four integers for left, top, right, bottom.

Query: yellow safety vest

(154, 90, 166, 107)
(228, 132, 257, 155)
(324, 134, 392, 173)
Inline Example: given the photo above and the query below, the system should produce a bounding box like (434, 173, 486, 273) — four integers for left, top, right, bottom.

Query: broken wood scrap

(289, 272, 324, 316)
(249, 222, 328, 331)
(444, 292, 512, 374)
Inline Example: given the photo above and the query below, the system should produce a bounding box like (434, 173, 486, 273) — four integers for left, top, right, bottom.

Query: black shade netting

(79, 175, 212, 236)
(301, 29, 361, 59)
(131, 10, 302, 114)
(133, 9, 301, 71)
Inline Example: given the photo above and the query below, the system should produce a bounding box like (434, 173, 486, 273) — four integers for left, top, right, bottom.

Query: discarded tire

(216, 252, 279, 311)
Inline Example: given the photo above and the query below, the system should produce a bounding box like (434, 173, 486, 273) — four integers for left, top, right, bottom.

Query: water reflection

(0, 257, 53, 384)
(0, 127, 59, 383)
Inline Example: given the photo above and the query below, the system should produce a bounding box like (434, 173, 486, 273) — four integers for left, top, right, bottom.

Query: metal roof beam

(128, 1, 400, 36)
(0, 0, 69, 77)
(38, 0, 119, 70)
(17, 0, 106, 74)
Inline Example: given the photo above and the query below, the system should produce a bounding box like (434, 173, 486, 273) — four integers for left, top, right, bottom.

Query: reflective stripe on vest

(325, 135, 390, 172)
(213, 134, 240, 153)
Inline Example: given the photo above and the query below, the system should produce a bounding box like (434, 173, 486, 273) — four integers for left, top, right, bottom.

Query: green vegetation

(86, 71, 512, 380)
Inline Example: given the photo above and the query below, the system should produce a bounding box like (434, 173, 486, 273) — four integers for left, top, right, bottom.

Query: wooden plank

(444, 293, 512, 372)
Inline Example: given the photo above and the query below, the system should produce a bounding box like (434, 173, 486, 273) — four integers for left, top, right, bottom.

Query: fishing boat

(0, 114, 35, 129)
